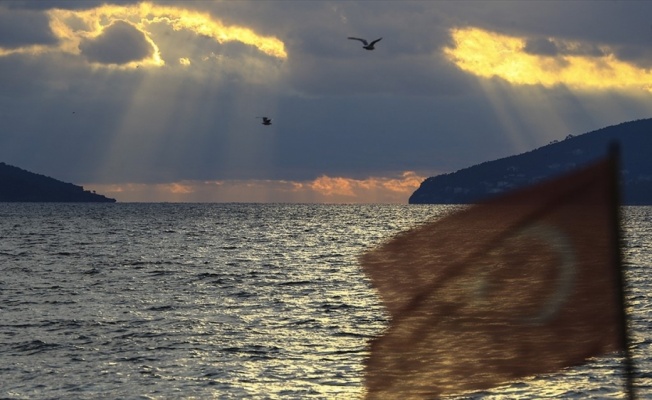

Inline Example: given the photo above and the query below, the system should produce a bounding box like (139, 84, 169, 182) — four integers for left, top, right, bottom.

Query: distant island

(410, 118, 652, 205)
(0, 162, 116, 203)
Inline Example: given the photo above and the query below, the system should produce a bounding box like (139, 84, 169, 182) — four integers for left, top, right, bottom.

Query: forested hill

(0, 162, 116, 202)
(409, 118, 652, 205)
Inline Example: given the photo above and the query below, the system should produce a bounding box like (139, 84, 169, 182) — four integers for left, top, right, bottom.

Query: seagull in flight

(257, 117, 272, 126)
(348, 37, 382, 50)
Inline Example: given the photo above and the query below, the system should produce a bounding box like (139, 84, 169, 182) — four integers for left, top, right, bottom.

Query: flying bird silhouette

(257, 117, 272, 126)
(348, 37, 382, 50)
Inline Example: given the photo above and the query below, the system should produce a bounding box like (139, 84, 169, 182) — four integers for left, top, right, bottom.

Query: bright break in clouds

(1, 1, 651, 202)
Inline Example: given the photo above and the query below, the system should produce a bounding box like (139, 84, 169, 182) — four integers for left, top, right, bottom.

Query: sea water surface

(0, 203, 650, 399)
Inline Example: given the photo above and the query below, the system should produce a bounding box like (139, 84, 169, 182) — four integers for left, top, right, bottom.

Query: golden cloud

(444, 27, 652, 91)
(309, 176, 356, 197)
(308, 172, 425, 197)
(0, 2, 286, 67)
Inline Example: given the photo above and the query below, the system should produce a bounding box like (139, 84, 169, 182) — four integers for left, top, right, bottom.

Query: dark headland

(410, 118, 652, 205)
(0, 162, 116, 202)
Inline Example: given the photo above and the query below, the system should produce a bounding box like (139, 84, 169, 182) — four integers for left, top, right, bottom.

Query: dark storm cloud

(1, 0, 652, 195)
(435, 1, 652, 51)
(561, 43, 605, 58)
(501, 1, 652, 67)
(614, 45, 652, 69)
(272, 1, 466, 98)
(523, 38, 558, 56)
(79, 21, 153, 65)
(2, 0, 141, 11)
(0, 7, 57, 48)
(524, 37, 605, 58)
(284, 50, 472, 98)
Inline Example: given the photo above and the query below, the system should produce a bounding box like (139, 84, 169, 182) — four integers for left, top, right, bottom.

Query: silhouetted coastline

(0, 162, 116, 203)
(410, 118, 652, 205)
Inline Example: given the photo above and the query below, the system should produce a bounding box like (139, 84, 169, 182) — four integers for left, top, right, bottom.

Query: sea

(0, 203, 650, 399)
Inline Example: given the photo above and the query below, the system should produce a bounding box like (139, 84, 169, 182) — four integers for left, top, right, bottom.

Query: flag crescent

(516, 224, 577, 325)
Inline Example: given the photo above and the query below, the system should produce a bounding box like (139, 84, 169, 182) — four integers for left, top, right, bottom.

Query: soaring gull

(348, 37, 382, 50)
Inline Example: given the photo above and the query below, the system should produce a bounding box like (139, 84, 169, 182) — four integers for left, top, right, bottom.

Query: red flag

(361, 155, 625, 399)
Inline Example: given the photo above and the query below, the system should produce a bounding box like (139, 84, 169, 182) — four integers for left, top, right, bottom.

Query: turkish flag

(361, 155, 625, 399)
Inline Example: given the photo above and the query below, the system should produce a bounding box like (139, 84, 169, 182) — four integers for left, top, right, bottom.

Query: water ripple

(0, 204, 650, 399)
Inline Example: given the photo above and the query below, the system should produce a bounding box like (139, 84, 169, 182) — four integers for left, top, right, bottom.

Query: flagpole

(609, 142, 636, 400)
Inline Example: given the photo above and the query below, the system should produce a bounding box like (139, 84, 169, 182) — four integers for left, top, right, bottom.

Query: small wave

(320, 303, 354, 312)
(321, 348, 364, 355)
(278, 280, 312, 286)
(0, 250, 28, 257)
(221, 345, 282, 360)
(196, 272, 220, 280)
(117, 331, 167, 339)
(148, 305, 175, 311)
(233, 291, 256, 298)
(44, 299, 78, 305)
(56, 251, 78, 256)
(149, 269, 177, 276)
(286, 318, 318, 326)
(332, 331, 372, 339)
(118, 355, 159, 363)
(203, 370, 224, 378)
(125, 260, 150, 267)
(13, 340, 61, 354)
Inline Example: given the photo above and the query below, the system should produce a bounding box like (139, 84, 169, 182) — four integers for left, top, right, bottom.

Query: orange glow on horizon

(82, 172, 428, 203)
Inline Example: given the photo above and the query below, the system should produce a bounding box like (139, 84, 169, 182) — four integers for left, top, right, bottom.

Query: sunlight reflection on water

(0, 204, 649, 399)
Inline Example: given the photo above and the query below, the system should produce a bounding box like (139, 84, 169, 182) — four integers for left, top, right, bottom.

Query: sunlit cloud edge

(0, 2, 287, 68)
(444, 26, 652, 92)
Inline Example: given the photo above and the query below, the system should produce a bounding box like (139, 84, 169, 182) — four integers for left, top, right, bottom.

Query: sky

(1, 0, 652, 203)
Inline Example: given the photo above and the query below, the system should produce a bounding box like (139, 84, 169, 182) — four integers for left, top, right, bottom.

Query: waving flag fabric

(361, 153, 626, 399)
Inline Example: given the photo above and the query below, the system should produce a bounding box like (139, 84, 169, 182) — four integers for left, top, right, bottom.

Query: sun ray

(442, 26, 652, 159)
(2, 2, 290, 188)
